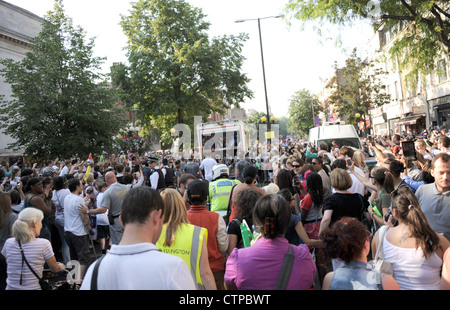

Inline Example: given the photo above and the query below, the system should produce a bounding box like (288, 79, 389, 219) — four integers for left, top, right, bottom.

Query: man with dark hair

(187, 179, 228, 290)
(430, 135, 450, 157)
(115, 164, 125, 184)
(415, 153, 450, 240)
(146, 156, 165, 190)
(184, 157, 202, 179)
(64, 177, 92, 278)
(80, 187, 195, 290)
(59, 159, 72, 177)
(161, 158, 175, 188)
(177, 173, 196, 210)
(42, 160, 56, 177)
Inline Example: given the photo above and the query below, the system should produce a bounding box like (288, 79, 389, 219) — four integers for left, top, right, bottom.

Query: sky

(6, 0, 375, 118)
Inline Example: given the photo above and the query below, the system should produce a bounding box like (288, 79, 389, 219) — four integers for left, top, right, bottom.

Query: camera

(384, 210, 398, 226)
(134, 164, 140, 173)
(86, 188, 94, 195)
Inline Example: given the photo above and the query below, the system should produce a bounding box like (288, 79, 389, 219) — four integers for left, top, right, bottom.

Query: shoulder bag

(90, 255, 106, 290)
(275, 244, 295, 290)
(18, 241, 51, 290)
(224, 184, 237, 225)
(368, 225, 393, 275)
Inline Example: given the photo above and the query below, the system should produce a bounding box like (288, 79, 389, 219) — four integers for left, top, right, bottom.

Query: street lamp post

(235, 14, 284, 144)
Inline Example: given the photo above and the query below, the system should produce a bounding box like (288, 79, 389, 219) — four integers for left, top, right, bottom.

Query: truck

(308, 121, 377, 167)
(195, 119, 248, 162)
(308, 121, 362, 150)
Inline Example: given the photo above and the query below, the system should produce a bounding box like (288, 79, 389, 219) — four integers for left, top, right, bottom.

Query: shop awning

(395, 115, 425, 126)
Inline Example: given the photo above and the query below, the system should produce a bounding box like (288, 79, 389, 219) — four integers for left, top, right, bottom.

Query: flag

(83, 153, 94, 182)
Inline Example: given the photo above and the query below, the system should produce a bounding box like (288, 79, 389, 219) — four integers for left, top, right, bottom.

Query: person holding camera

(311, 156, 332, 202)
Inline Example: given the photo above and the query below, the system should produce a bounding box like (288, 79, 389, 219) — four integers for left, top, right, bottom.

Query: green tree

(114, 0, 253, 144)
(276, 116, 289, 140)
(284, 0, 450, 82)
(288, 89, 323, 137)
(0, 0, 123, 160)
(325, 48, 391, 128)
(244, 111, 289, 141)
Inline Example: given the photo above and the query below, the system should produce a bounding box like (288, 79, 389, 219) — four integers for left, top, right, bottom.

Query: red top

(187, 205, 225, 272)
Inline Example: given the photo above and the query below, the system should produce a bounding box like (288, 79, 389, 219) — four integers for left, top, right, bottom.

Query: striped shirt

(1, 237, 54, 290)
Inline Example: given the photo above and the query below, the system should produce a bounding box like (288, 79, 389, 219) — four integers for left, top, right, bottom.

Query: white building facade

(366, 21, 450, 136)
(0, 0, 42, 158)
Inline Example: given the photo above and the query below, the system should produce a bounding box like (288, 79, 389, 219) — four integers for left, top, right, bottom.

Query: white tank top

(382, 235, 442, 290)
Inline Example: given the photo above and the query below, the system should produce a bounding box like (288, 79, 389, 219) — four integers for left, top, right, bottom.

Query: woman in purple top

(224, 194, 316, 290)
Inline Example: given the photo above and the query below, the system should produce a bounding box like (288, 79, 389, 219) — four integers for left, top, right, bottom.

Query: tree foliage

(325, 48, 391, 126)
(288, 89, 323, 137)
(284, 0, 450, 81)
(113, 0, 253, 144)
(0, 0, 123, 159)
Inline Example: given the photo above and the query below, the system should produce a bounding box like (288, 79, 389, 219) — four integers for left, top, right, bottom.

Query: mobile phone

(401, 141, 417, 161)
(345, 158, 352, 166)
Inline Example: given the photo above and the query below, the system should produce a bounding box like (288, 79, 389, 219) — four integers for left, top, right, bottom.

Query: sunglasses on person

(292, 165, 301, 168)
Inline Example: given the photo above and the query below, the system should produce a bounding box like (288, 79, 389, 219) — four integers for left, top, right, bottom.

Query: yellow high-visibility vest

(209, 178, 240, 212)
(156, 223, 208, 289)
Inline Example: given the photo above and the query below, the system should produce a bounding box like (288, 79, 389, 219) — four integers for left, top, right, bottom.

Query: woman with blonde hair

(352, 150, 369, 176)
(1, 207, 65, 290)
(319, 168, 370, 271)
(156, 188, 216, 290)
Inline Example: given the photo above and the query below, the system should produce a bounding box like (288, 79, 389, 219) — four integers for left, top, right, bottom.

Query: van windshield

(318, 138, 361, 150)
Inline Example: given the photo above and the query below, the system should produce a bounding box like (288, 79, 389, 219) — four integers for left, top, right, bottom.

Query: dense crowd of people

(0, 127, 449, 290)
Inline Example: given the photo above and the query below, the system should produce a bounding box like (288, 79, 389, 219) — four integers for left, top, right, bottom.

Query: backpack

(164, 166, 175, 188)
(147, 169, 166, 190)
(230, 218, 246, 249)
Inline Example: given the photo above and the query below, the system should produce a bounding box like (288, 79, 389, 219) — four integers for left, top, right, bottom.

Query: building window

(438, 59, 448, 83)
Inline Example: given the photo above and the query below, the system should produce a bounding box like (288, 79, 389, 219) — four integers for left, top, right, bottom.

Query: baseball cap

(187, 179, 209, 203)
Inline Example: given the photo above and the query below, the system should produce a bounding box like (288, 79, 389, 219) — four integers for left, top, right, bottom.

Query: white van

(308, 122, 362, 150)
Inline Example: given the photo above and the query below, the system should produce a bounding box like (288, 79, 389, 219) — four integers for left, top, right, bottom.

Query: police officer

(208, 164, 240, 216)
(146, 155, 165, 191)
(161, 158, 176, 188)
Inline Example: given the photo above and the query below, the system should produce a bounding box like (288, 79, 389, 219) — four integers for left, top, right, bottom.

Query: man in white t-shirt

(59, 159, 72, 176)
(64, 177, 92, 278)
(80, 186, 195, 290)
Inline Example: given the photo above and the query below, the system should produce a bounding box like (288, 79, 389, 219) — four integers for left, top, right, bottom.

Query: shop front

(428, 94, 450, 129)
(394, 114, 427, 135)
